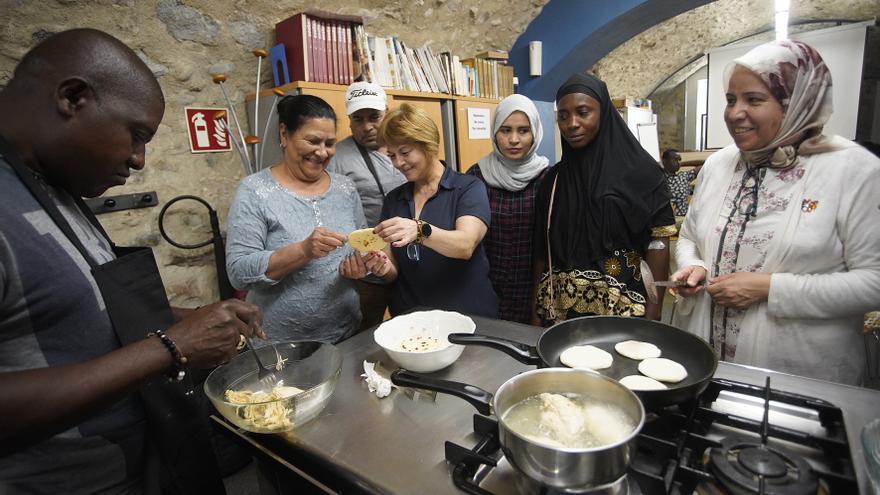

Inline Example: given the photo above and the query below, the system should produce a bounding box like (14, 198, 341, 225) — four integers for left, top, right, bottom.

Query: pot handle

(448, 333, 542, 366)
(390, 369, 493, 416)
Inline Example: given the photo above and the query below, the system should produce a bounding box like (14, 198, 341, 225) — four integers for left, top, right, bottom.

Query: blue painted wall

(510, 0, 646, 99)
(510, 0, 713, 102)
(533, 100, 557, 164)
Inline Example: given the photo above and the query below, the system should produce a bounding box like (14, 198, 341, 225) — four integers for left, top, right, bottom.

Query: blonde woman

(340, 104, 498, 317)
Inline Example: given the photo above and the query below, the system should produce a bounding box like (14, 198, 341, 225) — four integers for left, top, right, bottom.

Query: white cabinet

(618, 106, 660, 162)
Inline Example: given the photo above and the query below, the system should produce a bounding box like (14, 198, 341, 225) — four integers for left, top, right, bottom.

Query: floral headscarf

(724, 40, 838, 169)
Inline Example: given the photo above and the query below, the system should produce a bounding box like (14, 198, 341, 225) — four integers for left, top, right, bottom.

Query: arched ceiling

(590, 0, 879, 99)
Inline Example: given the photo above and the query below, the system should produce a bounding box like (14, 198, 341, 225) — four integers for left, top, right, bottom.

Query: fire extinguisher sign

(184, 107, 232, 153)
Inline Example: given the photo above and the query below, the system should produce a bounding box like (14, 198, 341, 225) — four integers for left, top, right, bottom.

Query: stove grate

(444, 378, 858, 495)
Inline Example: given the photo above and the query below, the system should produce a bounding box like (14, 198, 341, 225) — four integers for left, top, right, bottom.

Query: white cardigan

(672, 138, 880, 385)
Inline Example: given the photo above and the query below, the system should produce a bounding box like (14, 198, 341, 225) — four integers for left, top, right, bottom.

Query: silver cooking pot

(391, 367, 645, 488)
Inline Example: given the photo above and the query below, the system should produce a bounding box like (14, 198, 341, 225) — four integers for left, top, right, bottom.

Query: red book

(339, 22, 347, 84)
(323, 20, 332, 84)
(306, 16, 316, 82)
(328, 21, 336, 84)
(333, 22, 340, 84)
(275, 13, 311, 82)
(344, 23, 353, 84)
(317, 18, 327, 83)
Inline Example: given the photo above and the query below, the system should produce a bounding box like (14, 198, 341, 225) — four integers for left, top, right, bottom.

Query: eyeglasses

(406, 243, 420, 262)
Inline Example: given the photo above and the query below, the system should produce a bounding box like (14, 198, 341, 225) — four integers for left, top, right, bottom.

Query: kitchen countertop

(214, 316, 880, 494)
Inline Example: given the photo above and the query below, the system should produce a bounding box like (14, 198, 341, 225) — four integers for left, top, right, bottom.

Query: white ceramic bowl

(374, 310, 476, 373)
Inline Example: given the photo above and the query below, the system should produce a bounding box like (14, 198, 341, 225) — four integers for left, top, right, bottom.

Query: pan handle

(390, 369, 493, 415)
(448, 333, 542, 366)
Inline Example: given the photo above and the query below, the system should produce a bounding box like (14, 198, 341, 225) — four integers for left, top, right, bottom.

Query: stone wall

(651, 83, 686, 153)
(0, 0, 547, 306)
(590, 0, 879, 152)
(592, 0, 879, 99)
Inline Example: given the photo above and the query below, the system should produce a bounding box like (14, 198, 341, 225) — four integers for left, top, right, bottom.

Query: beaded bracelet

(148, 329, 188, 382)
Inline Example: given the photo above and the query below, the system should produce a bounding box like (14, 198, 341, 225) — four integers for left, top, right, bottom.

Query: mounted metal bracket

(84, 191, 158, 215)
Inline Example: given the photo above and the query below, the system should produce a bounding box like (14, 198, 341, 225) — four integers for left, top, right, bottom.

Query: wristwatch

(415, 219, 432, 244)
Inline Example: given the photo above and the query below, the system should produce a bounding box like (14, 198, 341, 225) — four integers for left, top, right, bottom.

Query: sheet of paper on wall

(636, 123, 660, 162)
(467, 107, 491, 140)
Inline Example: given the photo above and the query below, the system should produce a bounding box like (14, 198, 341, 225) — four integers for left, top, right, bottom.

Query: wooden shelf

(247, 81, 504, 102)
(246, 80, 503, 171)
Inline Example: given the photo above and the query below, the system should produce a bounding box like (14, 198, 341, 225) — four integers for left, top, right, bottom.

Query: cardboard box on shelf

(612, 97, 652, 110)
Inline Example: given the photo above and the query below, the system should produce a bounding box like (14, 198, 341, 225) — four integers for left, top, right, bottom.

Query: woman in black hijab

(531, 74, 675, 326)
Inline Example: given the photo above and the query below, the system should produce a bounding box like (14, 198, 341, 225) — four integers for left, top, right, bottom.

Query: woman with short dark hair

(226, 94, 365, 343)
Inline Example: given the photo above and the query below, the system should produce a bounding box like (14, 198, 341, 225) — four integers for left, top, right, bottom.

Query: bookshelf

(246, 81, 500, 173)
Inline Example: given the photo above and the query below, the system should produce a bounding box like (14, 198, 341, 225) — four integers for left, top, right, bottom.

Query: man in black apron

(0, 29, 263, 494)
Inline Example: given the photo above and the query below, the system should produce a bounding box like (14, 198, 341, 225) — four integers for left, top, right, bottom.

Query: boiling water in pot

(502, 392, 636, 449)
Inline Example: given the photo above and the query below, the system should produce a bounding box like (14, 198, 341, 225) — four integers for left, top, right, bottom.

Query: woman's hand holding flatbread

(303, 227, 347, 259)
(363, 251, 393, 277)
(339, 250, 394, 280)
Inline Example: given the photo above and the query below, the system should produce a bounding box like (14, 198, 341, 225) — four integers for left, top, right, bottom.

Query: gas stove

(445, 378, 857, 494)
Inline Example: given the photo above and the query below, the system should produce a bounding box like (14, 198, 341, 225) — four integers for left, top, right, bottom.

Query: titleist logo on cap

(348, 88, 380, 100)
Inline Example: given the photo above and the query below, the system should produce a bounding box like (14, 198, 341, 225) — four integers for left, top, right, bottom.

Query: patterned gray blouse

(226, 168, 366, 344)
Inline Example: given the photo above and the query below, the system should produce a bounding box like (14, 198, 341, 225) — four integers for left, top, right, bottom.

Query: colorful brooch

(801, 199, 818, 212)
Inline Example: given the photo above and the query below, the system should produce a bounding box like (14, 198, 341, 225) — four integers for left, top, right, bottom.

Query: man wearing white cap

(329, 81, 406, 331)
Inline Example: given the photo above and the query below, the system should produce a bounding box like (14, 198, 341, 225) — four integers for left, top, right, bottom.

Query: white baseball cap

(345, 82, 387, 115)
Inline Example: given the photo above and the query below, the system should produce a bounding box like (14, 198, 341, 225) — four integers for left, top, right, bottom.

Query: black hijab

(537, 73, 671, 267)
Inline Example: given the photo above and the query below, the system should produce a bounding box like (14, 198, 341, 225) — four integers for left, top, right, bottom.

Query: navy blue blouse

(381, 166, 499, 318)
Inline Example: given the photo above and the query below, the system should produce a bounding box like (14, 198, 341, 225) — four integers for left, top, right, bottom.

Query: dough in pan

(619, 375, 667, 391)
(638, 358, 688, 383)
(560, 345, 613, 370)
(614, 340, 661, 360)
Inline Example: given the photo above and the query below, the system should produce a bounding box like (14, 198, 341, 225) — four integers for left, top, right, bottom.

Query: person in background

(0, 29, 263, 494)
(532, 74, 676, 325)
(671, 40, 880, 385)
(662, 148, 701, 216)
(466, 94, 549, 323)
(226, 95, 365, 344)
(340, 104, 499, 318)
(328, 82, 406, 331)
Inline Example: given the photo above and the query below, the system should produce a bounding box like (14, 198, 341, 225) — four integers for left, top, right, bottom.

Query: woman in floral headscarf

(670, 40, 880, 385)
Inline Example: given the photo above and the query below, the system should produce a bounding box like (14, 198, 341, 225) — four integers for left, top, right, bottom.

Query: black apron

(0, 137, 225, 494)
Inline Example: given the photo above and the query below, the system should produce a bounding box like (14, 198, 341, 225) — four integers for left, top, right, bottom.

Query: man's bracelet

(147, 329, 188, 382)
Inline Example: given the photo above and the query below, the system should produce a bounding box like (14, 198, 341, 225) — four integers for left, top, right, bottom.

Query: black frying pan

(449, 316, 717, 409)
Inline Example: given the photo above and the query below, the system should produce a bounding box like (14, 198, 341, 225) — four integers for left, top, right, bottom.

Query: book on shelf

(275, 13, 310, 82)
(276, 11, 514, 99)
(276, 10, 362, 85)
(475, 49, 509, 61)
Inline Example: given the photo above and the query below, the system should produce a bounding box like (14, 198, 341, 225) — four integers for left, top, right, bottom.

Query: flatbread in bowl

(374, 310, 476, 373)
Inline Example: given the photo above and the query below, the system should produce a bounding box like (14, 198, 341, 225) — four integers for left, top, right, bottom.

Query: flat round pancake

(560, 345, 613, 370)
(614, 340, 661, 360)
(638, 358, 688, 383)
(348, 228, 387, 253)
(619, 375, 667, 391)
